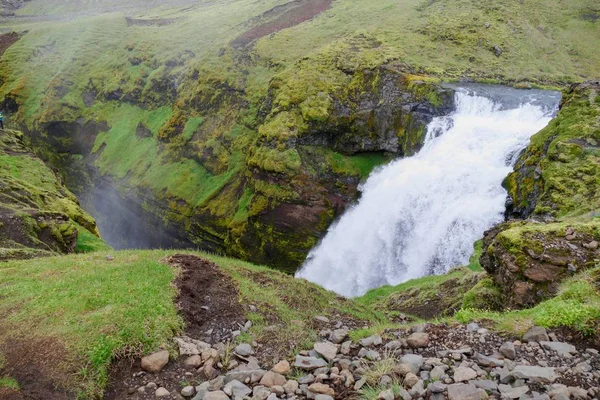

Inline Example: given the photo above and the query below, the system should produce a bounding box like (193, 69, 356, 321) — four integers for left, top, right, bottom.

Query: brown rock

(141, 350, 169, 373)
(183, 355, 203, 368)
(272, 360, 291, 375)
(308, 382, 335, 396)
(406, 332, 429, 348)
(259, 371, 287, 387)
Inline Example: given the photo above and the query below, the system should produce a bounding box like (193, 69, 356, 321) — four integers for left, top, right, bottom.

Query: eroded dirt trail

(103, 254, 245, 400)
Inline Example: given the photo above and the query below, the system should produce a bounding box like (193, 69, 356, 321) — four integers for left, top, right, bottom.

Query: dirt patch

(169, 254, 245, 340)
(0, 335, 73, 400)
(232, 0, 333, 48)
(103, 255, 245, 399)
(0, 32, 20, 58)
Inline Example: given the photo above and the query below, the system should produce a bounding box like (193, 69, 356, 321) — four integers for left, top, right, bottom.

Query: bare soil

(232, 0, 333, 48)
(0, 336, 73, 400)
(103, 254, 245, 400)
(0, 32, 19, 57)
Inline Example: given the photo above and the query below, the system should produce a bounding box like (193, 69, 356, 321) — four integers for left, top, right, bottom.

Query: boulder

(523, 326, 549, 343)
(540, 341, 576, 356)
(141, 350, 169, 373)
(511, 365, 557, 383)
(271, 360, 291, 375)
(499, 342, 516, 359)
(406, 332, 429, 348)
(447, 383, 489, 400)
(454, 366, 478, 382)
(203, 391, 230, 400)
(259, 371, 287, 387)
(308, 382, 335, 396)
(329, 329, 348, 344)
(314, 342, 338, 362)
(294, 355, 328, 370)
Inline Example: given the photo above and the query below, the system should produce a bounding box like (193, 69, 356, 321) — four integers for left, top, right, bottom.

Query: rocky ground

(105, 315, 600, 400)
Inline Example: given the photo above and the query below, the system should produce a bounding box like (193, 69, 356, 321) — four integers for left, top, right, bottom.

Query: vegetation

(1, 0, 598, 271)
(0, 250, 382, 398)
(0, 129, 107, 258)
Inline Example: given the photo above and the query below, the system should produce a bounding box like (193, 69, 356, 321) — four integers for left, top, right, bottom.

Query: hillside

(1, 0, 599, 270)
(0, 128, 108, 259)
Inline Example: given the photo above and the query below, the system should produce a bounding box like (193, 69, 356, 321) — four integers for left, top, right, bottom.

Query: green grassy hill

(0, 0, 599, 270)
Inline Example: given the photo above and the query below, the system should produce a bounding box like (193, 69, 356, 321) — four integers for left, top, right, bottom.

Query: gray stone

(378, 389, 394, 400)
(314, 316, 330, 323)
(454, 366, 478, 382)
(315, 395, 334, 400)
(512, 365, 557, 383)
(235, 343, 253, 357)
(523, 326, 549, 343)
(223, 380, 252, 398)
(365, 350, 380, 361)
(400, 354, 424, 374)
(540, 341, 576, 356)
(155, 388, 170, 397)
(472, 380, 498, 392)
(294, 355, 328, 370)
(181, 386, 195, 397)
(429, 381, 447, 393)
(406, 332, 430, 348)
(298, 375, 315, 384)
(430, 365, 446, 380)
(467, 323, 480, 332)
(329, 329, 348, 344)
(499, 342, 516, 360)
(499, 384, 529, 398)
(447, 383, 489, 400)
(359, 335, 382, 347)
(383, 340, 403, 350)
(314, 342, 338, 362)
(475, 353, 504, 367)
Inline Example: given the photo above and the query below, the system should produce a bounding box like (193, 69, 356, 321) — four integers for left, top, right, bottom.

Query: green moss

(507, 83, 600, 218)
(456, 266, 600, 336)
(461, 278, 503, 310)
(247, 147, 302, 175)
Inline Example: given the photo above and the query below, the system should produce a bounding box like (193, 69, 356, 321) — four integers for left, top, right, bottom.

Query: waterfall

(296, 86, 560, 297)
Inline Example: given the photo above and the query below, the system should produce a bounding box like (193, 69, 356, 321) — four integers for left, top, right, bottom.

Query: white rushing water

(296, 87, 559, 297)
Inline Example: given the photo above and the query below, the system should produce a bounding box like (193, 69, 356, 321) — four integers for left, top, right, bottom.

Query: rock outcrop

(0, 128, 105, 260)
(481, 81, 600, 308)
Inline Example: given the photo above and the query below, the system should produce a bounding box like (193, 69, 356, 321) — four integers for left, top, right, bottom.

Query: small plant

(361, 350, 399, 386)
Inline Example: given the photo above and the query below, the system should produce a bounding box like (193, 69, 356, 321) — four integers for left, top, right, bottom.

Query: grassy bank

(0, 250, 381, 398)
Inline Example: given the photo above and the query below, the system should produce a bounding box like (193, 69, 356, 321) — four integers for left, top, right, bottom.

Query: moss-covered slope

(0, 128, 108, 259)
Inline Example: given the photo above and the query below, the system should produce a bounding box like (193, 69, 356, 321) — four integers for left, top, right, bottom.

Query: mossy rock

(0, 129, 108, 259)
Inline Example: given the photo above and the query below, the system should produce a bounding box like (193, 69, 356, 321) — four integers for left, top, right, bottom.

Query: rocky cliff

(481, 81, 600, 308)
(0, 128, 107, 260)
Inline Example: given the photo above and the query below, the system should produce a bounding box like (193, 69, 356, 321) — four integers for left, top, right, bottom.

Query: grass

(0, 376, 19, 390)
(0, 250, 182, 398)
(74, 224, 113, 253)
(0, 249, 383, 397)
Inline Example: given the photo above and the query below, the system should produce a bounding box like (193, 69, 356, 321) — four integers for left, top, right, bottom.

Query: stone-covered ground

(110, 318, 599, 400)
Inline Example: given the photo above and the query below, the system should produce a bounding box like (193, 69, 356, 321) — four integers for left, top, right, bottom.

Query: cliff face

(481, 81, 600, 308)
(19, 64, 454, 272)
(0, 129, 106, 260)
